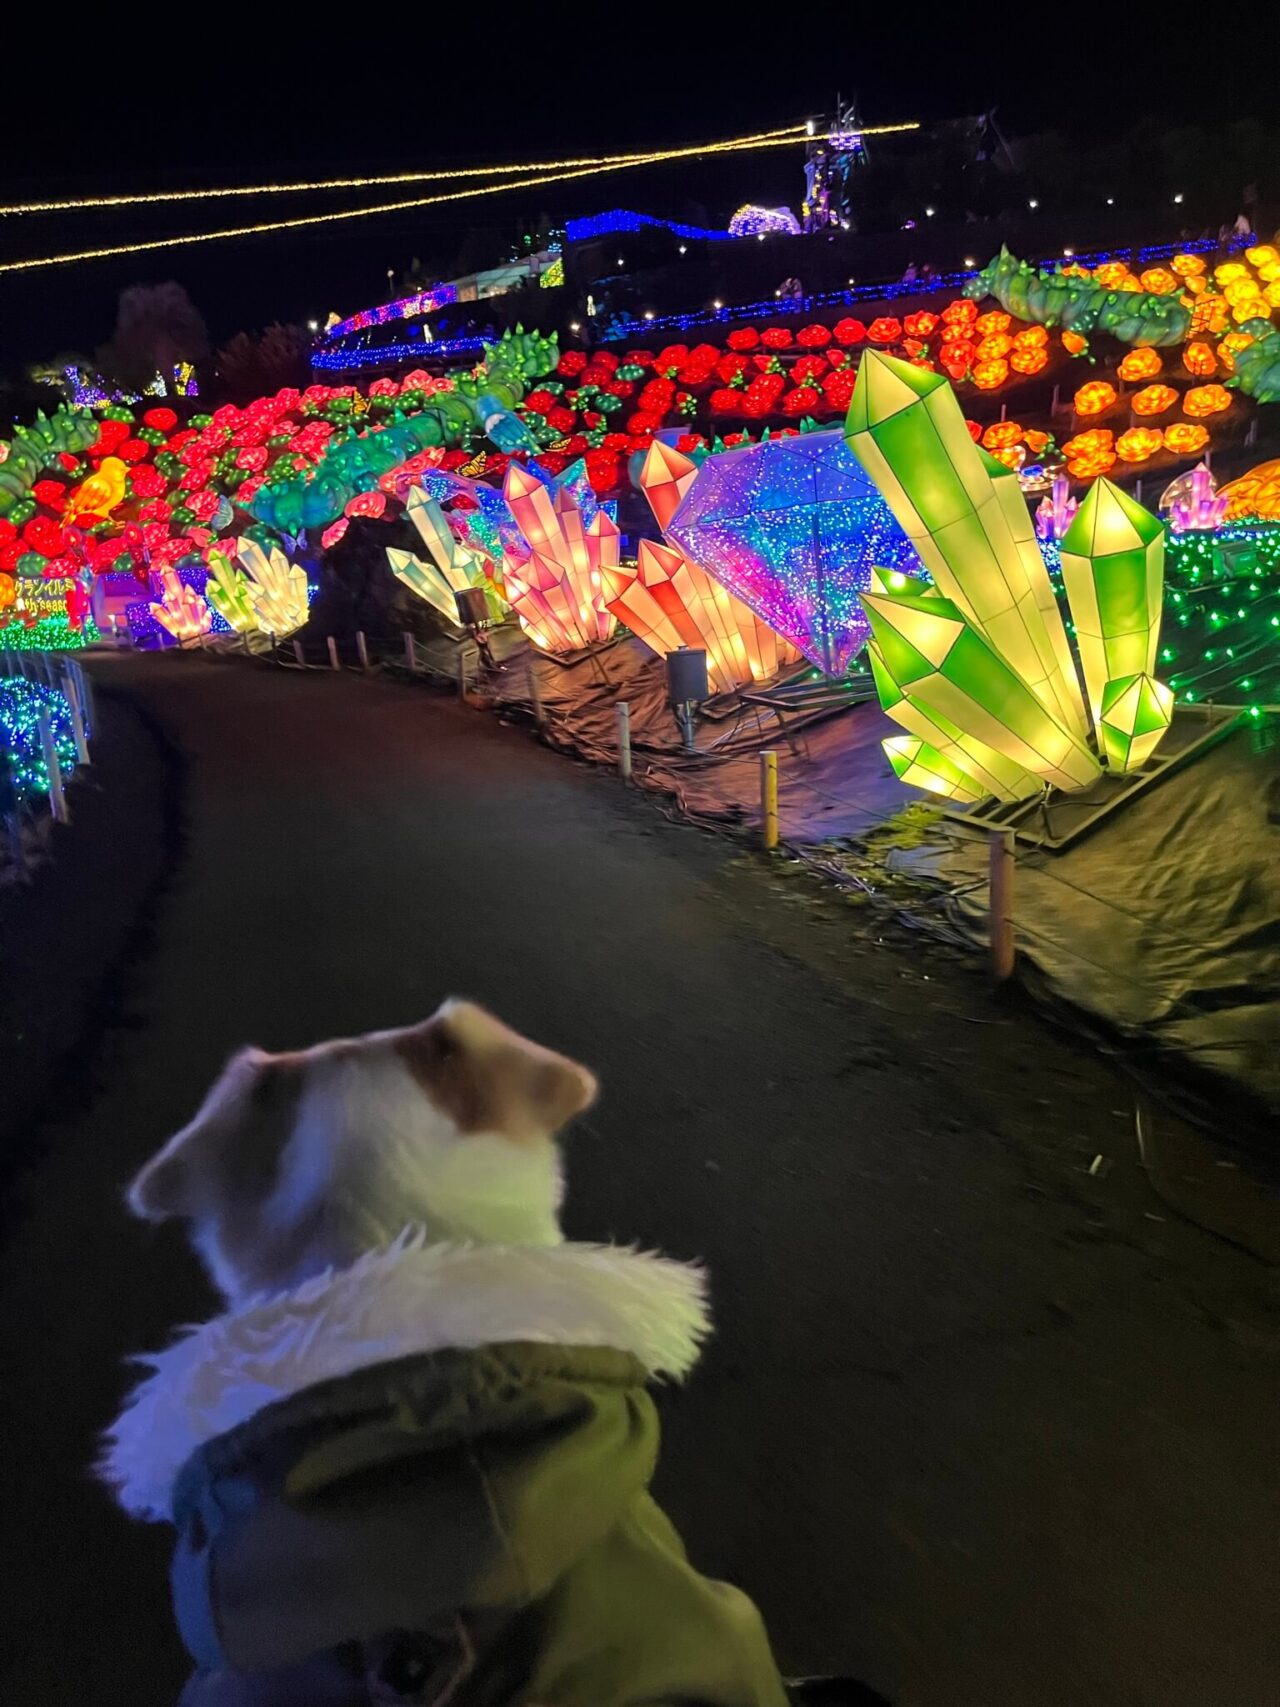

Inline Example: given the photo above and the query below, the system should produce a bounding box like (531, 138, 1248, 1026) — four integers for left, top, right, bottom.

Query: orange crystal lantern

(1117, 347, 1162, 382)
(1162, 422, 1210, 457)
(1181, 341, 1217, 377)
(970, 358, 1009, 390)
(1074, 380, 1117, 416)
(1131, 384, 1178, 417)
(1115, 427, 1163, 463)
(981, 421, 1023, 450)
(973, 310, 1011, 336)
(1182, 384, 1231, 418)
(1062, 331, 1088, 355)
(1009, 346, 1048, 375)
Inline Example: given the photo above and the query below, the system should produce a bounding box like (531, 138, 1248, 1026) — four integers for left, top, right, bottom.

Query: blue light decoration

(564, 210, 733, 244)
(666, 428, 923, 676)
(728, 204, 802, 237)
(0, 677, 76, 805)
(596, 234, 1243, 346)
(413, 459, 617, 567)
(310, 332, 486, 373)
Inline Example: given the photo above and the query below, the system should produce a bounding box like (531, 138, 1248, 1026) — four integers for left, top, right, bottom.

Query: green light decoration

(0, 677, 76, 805)
(204, 549, 259, 633)
(846, 352, 1177, 800)
(964, 247, 1191, 347)
(387, 489, 506, 627)
(235, 539, 309, 637)
(883, 735, 984, 804)
(1060, 477, 1165, 730)
(1097, 673, 1175, 773)
(846, 349, 1088, 743)
(862, 578, 1102, 793)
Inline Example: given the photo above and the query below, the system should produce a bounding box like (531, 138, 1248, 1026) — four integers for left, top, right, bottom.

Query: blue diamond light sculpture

(665, 428, 924, 675)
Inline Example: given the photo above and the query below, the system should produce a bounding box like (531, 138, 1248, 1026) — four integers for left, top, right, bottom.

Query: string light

(0, 123, 919, 220)
(0, 129, 920, 275)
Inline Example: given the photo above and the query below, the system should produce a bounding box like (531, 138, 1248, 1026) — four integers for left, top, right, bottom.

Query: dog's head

(126, 1000, 597, 1305)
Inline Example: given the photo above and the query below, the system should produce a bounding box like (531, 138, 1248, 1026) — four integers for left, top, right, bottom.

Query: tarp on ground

(443, 628, 1279, 1113)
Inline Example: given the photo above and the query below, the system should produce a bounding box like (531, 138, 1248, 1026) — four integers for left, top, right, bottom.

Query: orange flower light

(941, 322, 973, 344)
(1182, 384, 1232, 418)
(1216, 330, 1254, 374)
(1062, 427, 1114, 460)
(1162, 422, 1210, 457)
(1074, 380, 1117, 416)
(989, 445, 1025, 471)
(973, 310, 1011, 337)
(902, 310, 938, 337)
(941, 298, 977, 326)
(1245, 244, 1280, 270)
(1214, 262, 1249, 285)
(976, 333, 1014, 361)
(1092, 262, 1130, 288)
(1013, 324, 1049, 348)
(867, 317, 902, 344)
(1066, 449, 1117, 480)
(1024, 429, 1051, 454)
(971, 358, 1009, 390)
(1131, 384, 1178, 416)
(1181, 341, 1217, 377)
(1115, 427, 1164, 463)
(939, 341, 974, 378)
(1009, 346, 1048, 375)
(982, 421, 1024, 450)
(1190, 296, 1230, 335)
(1139, 267, 1178, 295)
(1062, 330, 1088, 356)
(1171, 252, 1207, 277)
(1118, 347, 1162, 381)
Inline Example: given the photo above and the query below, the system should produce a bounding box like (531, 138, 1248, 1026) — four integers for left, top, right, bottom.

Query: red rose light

(142, 407, 178, 432)
(727, 328, 759, 350)
(556, 351, 588, 377)
(903, 311, 939, 338)
(32, 479, 68, 510)
(796, 324, 832, 347)
(709, 388, 744, 415)
(761, 326, 793, 350)
(781, 385, 822, 415)
(128, 465, 166, 498)
(524, 389, 556, 414)
(344, 491, 387, 519)
(834, 318, 867, 346)
(867, 317, 902, 344)
(23, 516, 63, 557)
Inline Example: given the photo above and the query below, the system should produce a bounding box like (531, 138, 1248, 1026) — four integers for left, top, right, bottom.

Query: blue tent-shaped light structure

(666, 429, 923, 675)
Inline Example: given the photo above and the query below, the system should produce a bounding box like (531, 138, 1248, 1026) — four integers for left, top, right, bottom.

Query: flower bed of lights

(666, 426, 924, 676)
(599, 441, 800, 692)
(846, 351, 1173, 802)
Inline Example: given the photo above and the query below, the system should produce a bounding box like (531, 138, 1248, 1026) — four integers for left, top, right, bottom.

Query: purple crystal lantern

(666, 429, 923, 675)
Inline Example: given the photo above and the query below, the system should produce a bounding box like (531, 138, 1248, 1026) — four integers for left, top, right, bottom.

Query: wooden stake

(761, 749, 779, 850)
(327, 635, 340, 671)
(989, 828, 1016, 980)
(616, 701, 632, 782)
(356, 631, 370, 671)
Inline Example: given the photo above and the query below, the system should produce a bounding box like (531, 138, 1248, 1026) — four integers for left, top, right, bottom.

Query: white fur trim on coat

(103, 1235, 710, 1523)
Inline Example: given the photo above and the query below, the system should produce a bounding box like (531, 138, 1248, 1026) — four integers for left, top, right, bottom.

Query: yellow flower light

(1171, 252, 1207, 277)
(1216, 330, 1254, 373)
(971, 357, 1009, 390)
(1219, 458, 1280, 520)
(1010, 346, 1048, 374)
(1131, 384, 1178, 416)
(1181, 341, 1217, 377)
(1093, 262, 1130, 288)
(1013, 324, 1048, 348)
(1139, 267, 1178, 295)
(975, 333, 1014, 361)
(1244, 245, 1279, 270)
(973, 310, 1011, 337)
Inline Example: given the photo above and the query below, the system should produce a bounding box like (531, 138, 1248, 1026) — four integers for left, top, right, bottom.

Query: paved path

(2, 653, 1275, 1707)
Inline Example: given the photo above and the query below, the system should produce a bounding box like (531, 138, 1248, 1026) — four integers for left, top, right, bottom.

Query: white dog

(106, 1001, 787, 1707)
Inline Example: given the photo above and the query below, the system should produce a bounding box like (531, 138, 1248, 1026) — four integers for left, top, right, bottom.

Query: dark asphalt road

(2, 653, 1276, 1707)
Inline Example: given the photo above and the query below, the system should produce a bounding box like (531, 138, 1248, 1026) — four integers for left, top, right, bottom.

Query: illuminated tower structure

(802, 100, 868, 234)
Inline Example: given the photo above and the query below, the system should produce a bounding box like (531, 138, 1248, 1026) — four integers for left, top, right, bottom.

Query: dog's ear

(397, 1000, 597, 1142)
(127, 1048, 301, 1223)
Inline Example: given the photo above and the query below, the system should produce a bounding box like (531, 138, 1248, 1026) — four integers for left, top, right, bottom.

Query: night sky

(0, 17, 1260, 372)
